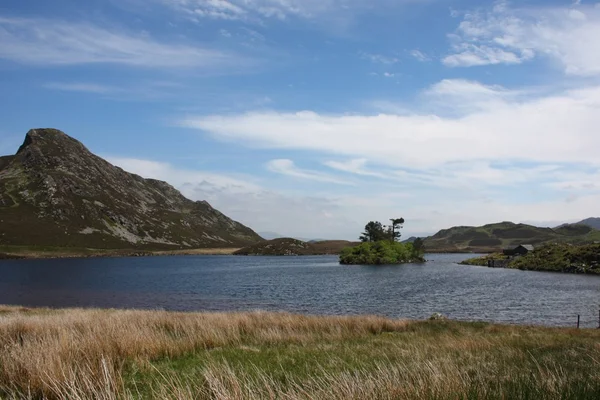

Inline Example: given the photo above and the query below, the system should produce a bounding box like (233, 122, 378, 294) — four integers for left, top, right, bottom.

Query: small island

(340, 218, 425, 265)
(460, 243, 600, 274)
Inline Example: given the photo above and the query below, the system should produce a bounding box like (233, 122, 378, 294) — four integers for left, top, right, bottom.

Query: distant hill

(424, 221, 600, 253)
(570, 217, 600, 230)
(234, 238, 359, 256)
(0, 129, 263, 250)
(257, 231, 285, 240)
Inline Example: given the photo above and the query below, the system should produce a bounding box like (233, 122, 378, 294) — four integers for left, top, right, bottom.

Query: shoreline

(0, 246, 486, 261)
(0, 247, 241, 260)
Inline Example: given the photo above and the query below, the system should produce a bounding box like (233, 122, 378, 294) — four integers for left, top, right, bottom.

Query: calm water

(1, 253, 599, 328)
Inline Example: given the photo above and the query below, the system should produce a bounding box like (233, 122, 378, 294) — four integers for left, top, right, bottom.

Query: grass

(1, 306, 599, 399)
(459, 252, 507, 266)
(0, 245, 240, 259)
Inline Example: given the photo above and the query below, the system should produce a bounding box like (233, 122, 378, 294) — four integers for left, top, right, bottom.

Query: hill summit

(0, 128, 262, 249)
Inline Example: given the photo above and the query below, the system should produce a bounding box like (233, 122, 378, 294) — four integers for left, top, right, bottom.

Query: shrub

(339, 241, 425, 265)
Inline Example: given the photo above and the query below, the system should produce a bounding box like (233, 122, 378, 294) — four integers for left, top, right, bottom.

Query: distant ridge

(0, 128, 263, 250)
(567, 217, 600, 230)
(424, 221, 600, 253)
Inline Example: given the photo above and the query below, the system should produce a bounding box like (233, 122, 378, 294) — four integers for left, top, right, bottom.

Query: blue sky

(1, 0, 600, 239)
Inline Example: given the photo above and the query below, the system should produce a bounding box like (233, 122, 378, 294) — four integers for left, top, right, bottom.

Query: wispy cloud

(148, 0, 389, 22)
(410, 49, 431, 62)
(443, 2, 600, 75)
(0, 16, 254, 69)
(360, 52, 399, 65)
(266, 159, 353, 185)
(43, 82, 122, 94)
(443, 44, 531, 67)
(324, 159, 389, 179)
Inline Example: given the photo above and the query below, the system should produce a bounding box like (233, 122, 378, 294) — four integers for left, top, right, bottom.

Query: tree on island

(388, 218, 404, 242)
(360, 218, 405, 243)
(341, 218, 425, 265)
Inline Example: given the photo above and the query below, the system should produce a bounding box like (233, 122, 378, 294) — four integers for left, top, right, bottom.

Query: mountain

(424, 221, 600, 253)
(571, 217, 600, 230)
(0, 129, 263, 250)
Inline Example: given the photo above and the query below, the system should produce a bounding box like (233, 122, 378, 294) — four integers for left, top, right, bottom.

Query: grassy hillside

(0, 306, 598, 399)
(564, 217, 600, 230)
(0, 129, 263, 250)
(234, 238, 359, 256)
(424, 221, 600, 253)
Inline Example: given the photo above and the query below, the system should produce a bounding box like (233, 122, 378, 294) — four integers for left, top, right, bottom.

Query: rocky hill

(0, 129, 263, 250)
(424, 221, 600, 253)
(234, 238, 359, 256)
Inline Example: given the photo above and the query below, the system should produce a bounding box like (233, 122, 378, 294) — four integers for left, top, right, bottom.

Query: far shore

(0, 247, 241, 260)
(0, 246, 488, 260)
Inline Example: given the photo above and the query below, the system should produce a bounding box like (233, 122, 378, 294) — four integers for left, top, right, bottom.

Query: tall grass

(0, 305, 599, 399)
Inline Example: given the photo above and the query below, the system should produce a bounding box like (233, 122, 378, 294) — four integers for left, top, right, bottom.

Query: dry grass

(0, 306, 599, 399)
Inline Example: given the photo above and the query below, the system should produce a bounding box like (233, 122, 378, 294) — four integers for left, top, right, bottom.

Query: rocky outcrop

(0, 129, 263, 249)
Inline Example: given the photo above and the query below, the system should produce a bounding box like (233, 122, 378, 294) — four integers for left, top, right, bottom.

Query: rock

(429, 312, 447, 321)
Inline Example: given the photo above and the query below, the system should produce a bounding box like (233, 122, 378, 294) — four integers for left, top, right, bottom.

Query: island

(339, 219, 425, 265)
(460, 243, 600, 274)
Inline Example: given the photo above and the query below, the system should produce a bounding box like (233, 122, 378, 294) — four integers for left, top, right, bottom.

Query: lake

(0, 253, 599, 328)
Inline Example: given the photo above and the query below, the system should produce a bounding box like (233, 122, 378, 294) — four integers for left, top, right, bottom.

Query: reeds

(0, 305, 598, 399)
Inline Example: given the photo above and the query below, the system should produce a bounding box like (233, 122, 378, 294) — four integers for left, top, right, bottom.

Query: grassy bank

(459, 252, 507, 266)
(1, 306, 599, 399)
(0, 245, 240, 260)
(460, 243, 600, 274)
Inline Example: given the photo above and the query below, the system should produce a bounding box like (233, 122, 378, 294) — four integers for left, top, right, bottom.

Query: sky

(1, 0, 600, 240)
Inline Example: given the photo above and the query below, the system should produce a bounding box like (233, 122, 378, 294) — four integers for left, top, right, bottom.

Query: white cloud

(444, 2, 600, 75)
(180, 82, 600, 169)
(410, 49, 430, 62)
(443, 44, 530, 67)
(0, 17, 252, 69)
(422, 79, 526, 114)
(324, 159, 395, 180)
(266, 159, 353, 185)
